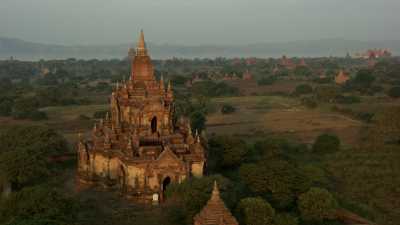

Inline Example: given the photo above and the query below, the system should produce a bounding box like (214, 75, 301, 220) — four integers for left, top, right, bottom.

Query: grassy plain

(207, 95, 364, 146)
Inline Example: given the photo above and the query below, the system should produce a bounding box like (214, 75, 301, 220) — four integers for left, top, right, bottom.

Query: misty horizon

(1, 0, 400, 46)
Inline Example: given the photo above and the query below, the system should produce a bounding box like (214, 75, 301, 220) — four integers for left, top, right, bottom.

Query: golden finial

(211, 181, 220, 200)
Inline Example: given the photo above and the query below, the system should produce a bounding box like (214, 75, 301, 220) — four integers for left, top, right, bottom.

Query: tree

(239, 160, 311, 209)
(0, 185, 79, 225)
(388, 86, 400, 98)
(0, 126, 68, 190)
(208, 136, 247, 170)
(220, 104, 236, 114)
(293, 66, 312, 77)
(297, 187, 338, 222)
(368, 106, 400, 146)
(312, 133, 340, 154)
(237, 197, 275, 225)
(314, 85, 339, 102)
(273, 213, 299, 225)
(165, 175, 235, 225)
(294, 84, 313, 95)
(190, 111, 206, 133)
(353, 69, 375, 87)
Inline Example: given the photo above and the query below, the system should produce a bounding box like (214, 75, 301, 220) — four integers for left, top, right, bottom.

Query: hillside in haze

(1, 37, 399, 60)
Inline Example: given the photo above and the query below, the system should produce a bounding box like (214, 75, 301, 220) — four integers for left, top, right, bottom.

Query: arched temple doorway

(161, 176, 171, 201)
(118, 166, 127, 193)
(151, 116, 157, 133)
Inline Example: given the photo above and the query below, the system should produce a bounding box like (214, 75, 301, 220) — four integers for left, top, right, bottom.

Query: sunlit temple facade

(77, 31, 206, 203)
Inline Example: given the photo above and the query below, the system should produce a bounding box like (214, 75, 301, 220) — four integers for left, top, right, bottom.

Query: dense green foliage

(191, 81, 239, 97)
(237, 197, 275, 225)
(294, 84, 313, 95)
(0, 126, 68, 190)
(165, 175, 236, 225)
(0, 185, 79, 225)
(388, 86, 400, 98)
(312, 133, 341, 154)
(298, 187, 338, 223)
(208, 136, 248, 170)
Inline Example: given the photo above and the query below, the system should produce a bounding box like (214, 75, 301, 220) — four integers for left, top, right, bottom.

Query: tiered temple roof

(194, 182, 239, 225)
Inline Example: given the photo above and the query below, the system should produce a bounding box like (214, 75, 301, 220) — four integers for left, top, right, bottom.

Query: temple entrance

(161, 176, 171, 201)
(118, 166, 126, 193)
(151, 116, 157, 133)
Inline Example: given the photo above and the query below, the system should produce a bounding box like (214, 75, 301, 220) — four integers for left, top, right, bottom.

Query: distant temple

(77, 31, 206, 203)
(335, 70, 350, 85)
(280, 55, 295, 69)
(354, 49, 392, 59)
(194, 182, 239, 225)
(242, 70, 253, 81)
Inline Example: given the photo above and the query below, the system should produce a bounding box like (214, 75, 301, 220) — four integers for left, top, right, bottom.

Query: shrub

(221, 104, 236, 114)
(273, 213, 299, 225)
(257, 76, 277, 86)
(294, 84, 313, 95)
(78, 114, 90, 120)
(312, 133, 340, 154)
(93, 110, 109, 119)
(388, 86, 400, 98)
(335, 95, 361, 104)
(301, 97, 318, 109)
(314, 85, 339, 102)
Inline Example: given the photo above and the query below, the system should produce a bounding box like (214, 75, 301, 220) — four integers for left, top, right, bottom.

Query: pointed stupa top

(130, 30, 154, 80)
(136, 30, 147, 56)
(211, 181, 220, 201)
(160, 74, 165, 90)
(193, 181, 239, 225)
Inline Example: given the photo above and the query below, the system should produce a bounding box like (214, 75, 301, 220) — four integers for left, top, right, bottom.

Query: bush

(312, 133, 340, 154)
(314, 85, 339, 102)
(192, 81, 239, 97)
(273, 213, 299, 225)
(301, 97, 318, 109)
(221, 104, 236, 114)
(335, 95, 361, 104)
(78, 114, 91, 120)
(294, 84, 313, 95)
(93, 110, 109, 119)
(298, 187, 338, 222)
(257, 76, 277, 86)
(29, 110, 48, 121)
(388, 86, 400, 98)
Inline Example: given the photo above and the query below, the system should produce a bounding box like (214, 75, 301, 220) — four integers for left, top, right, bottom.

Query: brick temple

(77, 31, 206, 203)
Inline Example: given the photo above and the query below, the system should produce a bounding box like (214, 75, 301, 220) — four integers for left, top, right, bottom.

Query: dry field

(207, 96, 364, 146)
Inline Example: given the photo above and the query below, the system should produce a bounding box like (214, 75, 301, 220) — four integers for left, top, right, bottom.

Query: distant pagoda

(77, 31, 206, 203)
(194, 181, 239, 225)
(335, 70, 350, 85)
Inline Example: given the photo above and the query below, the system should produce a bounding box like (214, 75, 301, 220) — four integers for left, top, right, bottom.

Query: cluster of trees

(0, 126, 80, 225)
(167, 133, 343, 225)
(191, 81, 239, 98)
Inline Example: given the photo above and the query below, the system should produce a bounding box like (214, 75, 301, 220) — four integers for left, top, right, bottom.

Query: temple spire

(211, 181, 220, 201)
(136, 30, 147, 56)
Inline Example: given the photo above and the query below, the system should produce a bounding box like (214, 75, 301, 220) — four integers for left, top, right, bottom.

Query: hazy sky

(1, 0, 399, 45)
